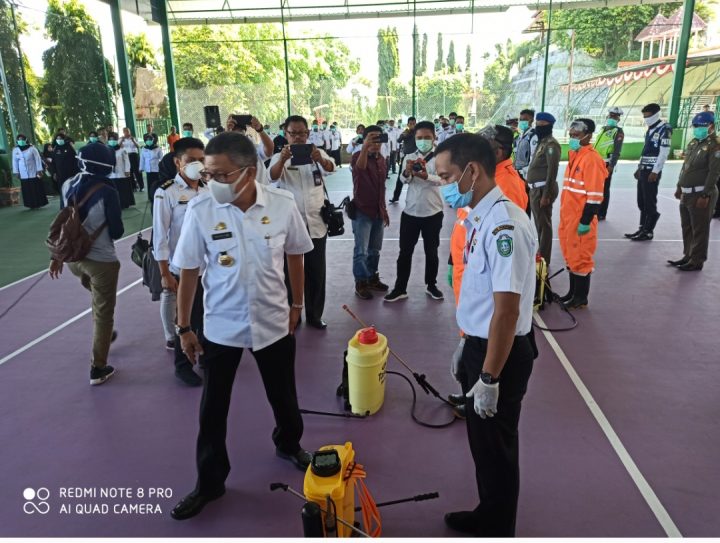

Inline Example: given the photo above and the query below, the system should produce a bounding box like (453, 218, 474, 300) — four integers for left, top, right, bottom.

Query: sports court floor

(0, 161, 718, 537)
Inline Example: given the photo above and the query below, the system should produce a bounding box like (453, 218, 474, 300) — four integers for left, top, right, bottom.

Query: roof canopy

(634, 7, 706, 41)
(155, 0, 680, 25)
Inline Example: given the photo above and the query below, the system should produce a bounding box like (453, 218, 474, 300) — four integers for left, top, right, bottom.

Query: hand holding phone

(290, 143, 313, 166)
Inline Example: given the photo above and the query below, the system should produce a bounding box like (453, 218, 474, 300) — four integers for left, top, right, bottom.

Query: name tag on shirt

(312, 169, 323, 187)
(211, 232, 233, 240)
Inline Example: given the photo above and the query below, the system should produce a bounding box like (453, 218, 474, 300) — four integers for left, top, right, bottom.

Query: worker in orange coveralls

(558, 118, 607, 309)
(478, 124, 529, 211)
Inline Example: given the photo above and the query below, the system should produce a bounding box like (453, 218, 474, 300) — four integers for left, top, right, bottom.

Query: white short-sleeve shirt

(457, 186, 538, 339)
(172, 182, 313, 351)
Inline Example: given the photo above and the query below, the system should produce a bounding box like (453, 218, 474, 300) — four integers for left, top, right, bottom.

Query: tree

(126, 33, 159, 93)
(0, 0, 37, 142)
(434, 33, 444, 72)
(420, 33, 428, 75)
(547, 3, 713, 65)
(377, 26, 399, 115)
(447, 40, 456, 72)
(465, 44, 471, 71)
(41, 0, 116, 136)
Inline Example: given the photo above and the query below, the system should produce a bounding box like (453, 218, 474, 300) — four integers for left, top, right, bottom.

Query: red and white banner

(562, 63, 675, 93)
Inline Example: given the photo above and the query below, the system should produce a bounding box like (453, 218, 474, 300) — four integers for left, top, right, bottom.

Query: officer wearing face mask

(153, 138, 209, 386)
(667, 112, 720, 271)
(435, 133, 538, 538)
(593, 107, 625, 220)
(309, 120, 325, 148)
(626, 103, 672, 241)
(512, 109, 537, 180)
(170, 131, 315, 520)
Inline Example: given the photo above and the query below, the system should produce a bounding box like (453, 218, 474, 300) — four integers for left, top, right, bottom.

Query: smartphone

(290, 143, 313, 166)
(231, 114, 252, 128)
(379, 133, 389, 143)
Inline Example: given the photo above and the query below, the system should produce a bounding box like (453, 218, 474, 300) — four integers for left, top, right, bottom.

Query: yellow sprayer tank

(303, 442, 355, 537)
(346, 327, 389, 415)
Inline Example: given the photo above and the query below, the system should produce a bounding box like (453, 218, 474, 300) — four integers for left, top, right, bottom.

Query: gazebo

(636, 8, 706, 62)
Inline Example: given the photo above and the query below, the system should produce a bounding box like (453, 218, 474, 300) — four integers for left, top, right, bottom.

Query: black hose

(386, 371, 459, 428)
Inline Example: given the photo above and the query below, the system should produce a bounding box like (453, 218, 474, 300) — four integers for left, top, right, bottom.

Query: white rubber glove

(466, 379, 499, 419)
(451, 337, 466, 383)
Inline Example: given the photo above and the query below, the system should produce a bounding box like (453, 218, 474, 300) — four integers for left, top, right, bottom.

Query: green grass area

(0, 197, 151, 288)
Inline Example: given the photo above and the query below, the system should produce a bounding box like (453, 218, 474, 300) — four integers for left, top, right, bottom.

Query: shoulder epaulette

(160, 179, 174, 190)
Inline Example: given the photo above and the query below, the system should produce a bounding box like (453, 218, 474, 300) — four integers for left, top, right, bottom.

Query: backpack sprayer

(533, 258, 578, 332)
(271, 442, 438, 537)
(338, 305, 463, 427)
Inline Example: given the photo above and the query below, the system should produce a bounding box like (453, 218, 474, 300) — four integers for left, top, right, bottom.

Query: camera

(379, 133, 389, 143)
(412, 161, 425, 173)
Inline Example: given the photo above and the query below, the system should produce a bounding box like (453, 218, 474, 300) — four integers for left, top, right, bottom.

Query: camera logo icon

(23, 488, 50, 515)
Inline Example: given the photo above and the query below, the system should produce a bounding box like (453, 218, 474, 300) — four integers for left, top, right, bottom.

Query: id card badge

(312, 169, 323, 187)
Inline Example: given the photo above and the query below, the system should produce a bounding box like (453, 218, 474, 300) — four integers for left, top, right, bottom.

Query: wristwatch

(480, 372, 500, 385)
(175, 324, 192, 336)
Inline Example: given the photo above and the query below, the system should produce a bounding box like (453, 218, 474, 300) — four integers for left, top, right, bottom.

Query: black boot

(565, 274, 590, 309)
(559, 273, 576, 303)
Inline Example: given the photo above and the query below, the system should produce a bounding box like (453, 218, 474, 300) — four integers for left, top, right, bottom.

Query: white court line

(0, 278, 143, 368)
(327, 237, 715, 242)
(0, 227, 151, 293)
(533, 312, 682, 537)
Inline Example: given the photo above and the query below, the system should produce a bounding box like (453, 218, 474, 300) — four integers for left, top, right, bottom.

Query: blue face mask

(278, 130, 285, 137)
(519, 120, 530, 132)
(182, 130, 193, 137)
(568, 138, 581, 152)
(606, 118, 618, 128)
(693, 126, 709, 140)
(441, 165, 472, 209)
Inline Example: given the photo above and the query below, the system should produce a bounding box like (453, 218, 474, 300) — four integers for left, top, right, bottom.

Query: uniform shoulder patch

(496, 234, 513, 257)
(160, 179, 174, 190)
(492, 224, 515, 235)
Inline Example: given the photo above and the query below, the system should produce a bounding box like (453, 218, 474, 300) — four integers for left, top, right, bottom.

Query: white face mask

(208, 168, 250, 205)
(182, 161, 203, 181)
(644, 112, 660, 126)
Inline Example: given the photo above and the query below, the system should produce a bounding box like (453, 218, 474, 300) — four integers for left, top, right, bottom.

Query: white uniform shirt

(269, 149, 334, 239)
(457, 186, 537, 339)
(387, 127, 400, 152)
(153, 173, 209, 275)
(437, 126, 456, 144)
(119, 136, 138, 154)
(109, 148, 130, 179)
(140, 147, 162, 172)
(172, 183, 314, 350)
(347, 137, 363, 155)
(398, 150, 444, 217)
(309, 130, 325, 148)
(12, 146, 43, 178)
(328, 130, 342, 151)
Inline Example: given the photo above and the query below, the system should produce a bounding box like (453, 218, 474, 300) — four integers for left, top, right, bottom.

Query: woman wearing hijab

(12, 134, 48, 209)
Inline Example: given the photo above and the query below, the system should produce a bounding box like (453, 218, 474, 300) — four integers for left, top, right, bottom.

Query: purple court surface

(0, 167, 718, 538)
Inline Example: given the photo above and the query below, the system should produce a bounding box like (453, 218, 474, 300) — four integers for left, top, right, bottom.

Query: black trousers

(146, 172, 160, 207)
(330, 149, 342, 167)
(128, 152, 143, 190)
(387, 151, 397, 174)
(284, 236, 326, 322)
(391, 171, 404, 202)
(458, 334, 534, 537)
(394, 211, 443, 291)
(173, 276, 204, 371)
(195, 335, 303, 496)
(637, 169, 661, 232)
(599, 167, 614, 218)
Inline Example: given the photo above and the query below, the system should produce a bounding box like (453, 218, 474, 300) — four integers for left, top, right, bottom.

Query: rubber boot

(559, 273, 576, 303)
(565, 274, 590, 309)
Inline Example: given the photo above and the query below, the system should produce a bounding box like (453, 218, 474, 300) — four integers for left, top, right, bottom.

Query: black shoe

(448, 393, 465, 406)
(367, 273, 389, 292)
(171, 488, 225, 520)
(389, 199, 399, 205)
(624, 229, 642, 239)
(111, 330, 118, 343)
(90, 365, 115, 386)
(631, 231, 653, 241)
(383, 289, 408, 303)
(426, 285, 444, 300)
(175, 367, 202, 387)
(667, 257, 689, 267)
(355, 281, 373, 300)
(677, 262, 703, 272)
(713, 209, 720, 219)
(166, 339, 175, 350)
(276, 448, 312, 471)
(444, 510, 479, 535)
(308, 319, 328, 330)
(597, 215, 606, 221)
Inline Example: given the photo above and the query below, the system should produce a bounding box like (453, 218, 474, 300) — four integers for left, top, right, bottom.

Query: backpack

(46, 183, 107, 263)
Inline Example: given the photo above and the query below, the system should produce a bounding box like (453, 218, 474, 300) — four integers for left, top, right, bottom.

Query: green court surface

(0, 195, 152, 288)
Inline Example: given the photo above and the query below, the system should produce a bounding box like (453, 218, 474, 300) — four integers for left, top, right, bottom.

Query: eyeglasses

(199, 166, 247, 183)
(286, 130, 308, 137)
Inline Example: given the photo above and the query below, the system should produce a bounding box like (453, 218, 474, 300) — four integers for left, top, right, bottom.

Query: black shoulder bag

(315, 161, 346, 237)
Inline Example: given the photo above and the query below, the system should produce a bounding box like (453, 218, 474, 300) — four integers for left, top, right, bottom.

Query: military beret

(692, 111, 715, 126)
(536, 112, 556, 123)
